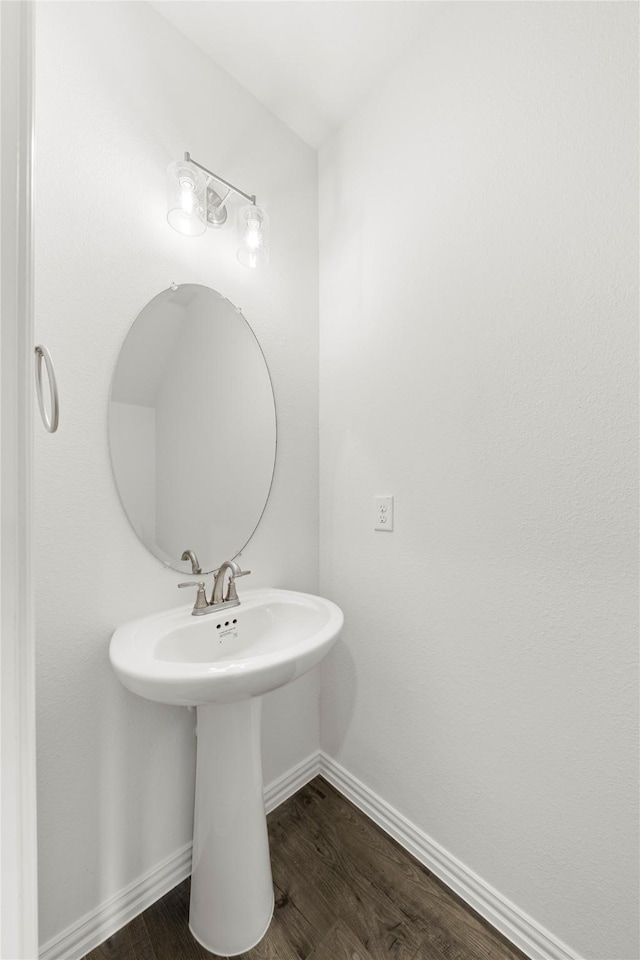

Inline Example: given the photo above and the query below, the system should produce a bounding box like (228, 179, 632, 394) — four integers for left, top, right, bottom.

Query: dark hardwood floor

(84, 777, 528, 960)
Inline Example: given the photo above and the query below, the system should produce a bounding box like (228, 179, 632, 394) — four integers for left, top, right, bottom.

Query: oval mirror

(109, 284, 276, 573)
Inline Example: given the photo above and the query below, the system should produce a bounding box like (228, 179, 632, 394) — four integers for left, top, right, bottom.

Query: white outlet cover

(374, 495, 394, 531)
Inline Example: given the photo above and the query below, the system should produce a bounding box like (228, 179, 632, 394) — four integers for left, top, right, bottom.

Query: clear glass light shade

(237, 204, 270, 268)
(167, 160, 206, 237)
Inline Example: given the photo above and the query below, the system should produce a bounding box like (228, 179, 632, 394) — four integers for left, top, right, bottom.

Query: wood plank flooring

(84, 777, 527, 960)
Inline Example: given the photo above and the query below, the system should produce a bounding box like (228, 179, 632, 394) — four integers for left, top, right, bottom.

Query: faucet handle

(178, 581, 209, 613)
(225, 569, 251, 603)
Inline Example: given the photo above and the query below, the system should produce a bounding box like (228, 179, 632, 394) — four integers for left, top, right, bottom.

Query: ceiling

(150, 1, 436, 148)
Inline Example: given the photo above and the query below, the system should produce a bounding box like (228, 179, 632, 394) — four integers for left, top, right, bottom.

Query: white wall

(319, 4, 638, 959)
(35, 1, 318, 947)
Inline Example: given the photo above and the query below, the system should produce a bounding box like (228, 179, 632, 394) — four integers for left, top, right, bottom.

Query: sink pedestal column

(189, 699, 274, 956)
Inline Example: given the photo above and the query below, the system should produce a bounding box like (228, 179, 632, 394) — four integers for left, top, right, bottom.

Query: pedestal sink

(109, 588, 343, 956)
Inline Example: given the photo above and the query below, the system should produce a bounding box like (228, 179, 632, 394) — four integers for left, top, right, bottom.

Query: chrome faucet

(178, 559, 251, 616)
(211, 560, 251, 607)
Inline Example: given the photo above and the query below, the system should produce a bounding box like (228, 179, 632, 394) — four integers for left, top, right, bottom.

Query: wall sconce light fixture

(167, 151, 270, 268)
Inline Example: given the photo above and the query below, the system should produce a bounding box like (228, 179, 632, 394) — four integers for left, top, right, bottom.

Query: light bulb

(178, 177, 197, 215)
(246, 220, 261, 250)
(237, 204, 269, 268)
(167, 160, 206, 236)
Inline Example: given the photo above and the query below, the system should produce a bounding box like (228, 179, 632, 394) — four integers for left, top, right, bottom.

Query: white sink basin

(110, 588, 343, 706)
(109, 587, 343, 957)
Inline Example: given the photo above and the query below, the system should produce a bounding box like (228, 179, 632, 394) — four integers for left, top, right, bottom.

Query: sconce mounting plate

(206, 185, 228, 228)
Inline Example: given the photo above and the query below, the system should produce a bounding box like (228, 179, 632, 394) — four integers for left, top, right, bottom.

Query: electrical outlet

(374, 495, 394, 531)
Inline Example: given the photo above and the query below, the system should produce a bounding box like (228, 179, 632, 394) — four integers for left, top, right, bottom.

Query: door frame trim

(0, 3, 38, 957)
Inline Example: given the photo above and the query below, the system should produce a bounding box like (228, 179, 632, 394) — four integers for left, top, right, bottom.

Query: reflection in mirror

(109, 284, 276, 573)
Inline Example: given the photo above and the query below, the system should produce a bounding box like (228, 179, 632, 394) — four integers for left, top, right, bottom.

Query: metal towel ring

(34, 344, 59, 433)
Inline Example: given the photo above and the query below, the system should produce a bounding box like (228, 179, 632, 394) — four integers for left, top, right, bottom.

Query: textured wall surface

(35, 1, 318, 945)
(319, 4, 638, 958)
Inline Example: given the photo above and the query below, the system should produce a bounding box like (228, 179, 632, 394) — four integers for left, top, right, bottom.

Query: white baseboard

(38, 841, 193, 960)
(318, 752, 581, 960)
(39, 751, 321, 960)
(40, 749, 580, 960)
(264, 750, 321, 813)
